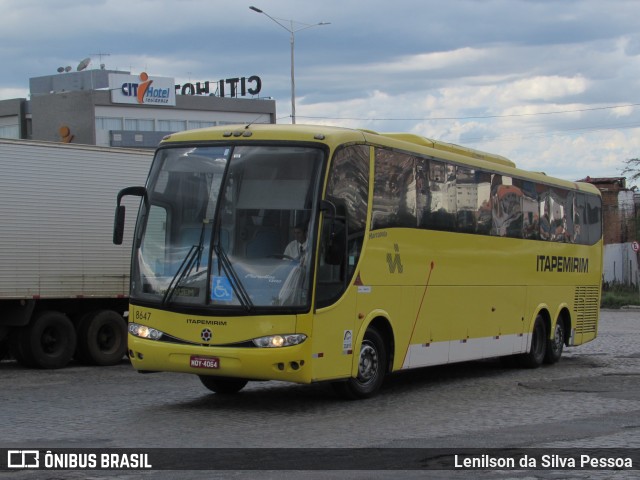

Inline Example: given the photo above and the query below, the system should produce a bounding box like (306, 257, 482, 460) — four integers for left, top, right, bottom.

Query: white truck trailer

(0, 139, 152, 368)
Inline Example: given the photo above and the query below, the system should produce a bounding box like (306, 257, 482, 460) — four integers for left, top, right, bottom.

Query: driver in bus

(284, 223, 308, 260)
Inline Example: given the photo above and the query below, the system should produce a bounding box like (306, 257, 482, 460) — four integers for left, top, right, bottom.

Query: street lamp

(250, 6, 329, 124)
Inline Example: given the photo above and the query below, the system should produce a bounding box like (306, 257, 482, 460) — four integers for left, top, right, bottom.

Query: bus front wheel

(519, 315, 547, 368)
(333, 327, 387, 400)
(199, 376, 248, 394)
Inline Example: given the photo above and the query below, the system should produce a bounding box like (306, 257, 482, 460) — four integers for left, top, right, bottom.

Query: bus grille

(574, 285, 599, 334)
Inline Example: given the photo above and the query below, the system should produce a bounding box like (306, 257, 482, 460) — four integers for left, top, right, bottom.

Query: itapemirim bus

(114, 124, 602, 399)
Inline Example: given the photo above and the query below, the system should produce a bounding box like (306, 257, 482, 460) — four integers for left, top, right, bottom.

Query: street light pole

(250, 6, 329, 124)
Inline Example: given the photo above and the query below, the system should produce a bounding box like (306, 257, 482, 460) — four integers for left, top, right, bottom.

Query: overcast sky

(1, 0, 639, 185)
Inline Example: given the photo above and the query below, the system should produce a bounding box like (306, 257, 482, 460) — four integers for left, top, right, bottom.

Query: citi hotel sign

(110, 73, 263, 106)
(110, 73, 176, 106)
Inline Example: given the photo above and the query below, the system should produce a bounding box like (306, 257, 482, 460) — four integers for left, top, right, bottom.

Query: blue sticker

(211, 276, 233, 302)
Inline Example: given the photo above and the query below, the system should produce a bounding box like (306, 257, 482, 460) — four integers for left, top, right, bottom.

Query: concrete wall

(603, 243, 639, 287)
(31, 90, 97, 144)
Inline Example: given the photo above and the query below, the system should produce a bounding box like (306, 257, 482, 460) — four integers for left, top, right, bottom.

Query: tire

(0, 336, 10, 361)
(10, 327, 37, 367)
(518, 315, 547, 368)
(544, 318, 565, 364)
(75, 310, 127, 366)
(199, 376, 248, 394)
(333, 327, 387, 399)
(18, 311, 76, 369)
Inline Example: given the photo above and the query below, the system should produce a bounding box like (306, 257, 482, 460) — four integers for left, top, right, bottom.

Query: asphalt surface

(1, 308, 639, 479)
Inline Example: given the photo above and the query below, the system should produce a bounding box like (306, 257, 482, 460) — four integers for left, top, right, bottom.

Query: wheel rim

(97, 325, 116, 352)
(552, 323, 564, 354)
(357, 340, 379, 386)
(41, 326, 61, 355)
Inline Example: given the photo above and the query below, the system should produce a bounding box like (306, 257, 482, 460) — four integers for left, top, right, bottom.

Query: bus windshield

(132, 144, 324, 311)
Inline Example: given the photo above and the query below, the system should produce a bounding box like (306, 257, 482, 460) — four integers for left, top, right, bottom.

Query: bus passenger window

(417, 159, 456, 232)
(373, 149, 417, 229)
(491, 176, 523, 238)
(549, 189, 570, 242)
(521, 181, 539, 240)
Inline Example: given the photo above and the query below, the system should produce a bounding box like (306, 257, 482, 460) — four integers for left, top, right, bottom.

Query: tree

(622, 158, 640, 185)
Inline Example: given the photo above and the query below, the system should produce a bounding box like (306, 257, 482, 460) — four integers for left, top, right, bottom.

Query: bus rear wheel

(544, 319, 565, 364)
(333, 327, 387, 399)
(199, 376, 248, 394)
(519, 315, 547, 368)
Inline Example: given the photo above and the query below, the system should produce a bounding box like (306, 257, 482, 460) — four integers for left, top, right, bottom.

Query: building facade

(0, 69, 276, 148)
(581, 177, 640, 288)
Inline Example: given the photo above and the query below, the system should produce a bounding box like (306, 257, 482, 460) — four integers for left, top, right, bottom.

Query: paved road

(1, 309, 639, 479)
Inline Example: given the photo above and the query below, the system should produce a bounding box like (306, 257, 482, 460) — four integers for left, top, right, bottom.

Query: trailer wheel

(0, 337, 9, 361)
(10, 327, 37, 367)
(19, 311, 76, 369)
(75, 310, 127, 366)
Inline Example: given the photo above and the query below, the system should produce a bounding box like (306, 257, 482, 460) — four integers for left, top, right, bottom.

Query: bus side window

(539, 190, 551, 240)
(141, 205, 168, 275)
(316, 216, 347, 307)
(521, 180, 539, 240)
(585, 194, 602, 245)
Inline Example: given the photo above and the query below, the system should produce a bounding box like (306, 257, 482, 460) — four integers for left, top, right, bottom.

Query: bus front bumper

(128, 334, 312, 384)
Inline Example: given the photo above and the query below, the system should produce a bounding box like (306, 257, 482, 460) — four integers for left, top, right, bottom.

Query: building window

(124, 118, 154, 131)
(157, 120, 187, 132)
(0, 124, 19, 139)
(188, 121, 216, 129)
(95, 117, 123, 131)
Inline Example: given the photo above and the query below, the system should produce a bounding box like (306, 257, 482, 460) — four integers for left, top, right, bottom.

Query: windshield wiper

(162, 220, 209, 305)
(213, 242, 253, 312)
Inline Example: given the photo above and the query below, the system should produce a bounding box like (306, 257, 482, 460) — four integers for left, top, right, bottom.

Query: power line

(461, 121, 640, 145)
(296, 102, 640, 122)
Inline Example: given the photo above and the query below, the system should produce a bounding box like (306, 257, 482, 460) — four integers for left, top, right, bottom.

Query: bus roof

(369, 132, 516, 168)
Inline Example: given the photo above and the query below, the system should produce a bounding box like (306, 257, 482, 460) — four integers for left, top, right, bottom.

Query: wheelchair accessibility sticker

(211, 276, 233, 301)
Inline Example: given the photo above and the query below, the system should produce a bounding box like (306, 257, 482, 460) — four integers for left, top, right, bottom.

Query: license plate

(190, 356, 220, 369)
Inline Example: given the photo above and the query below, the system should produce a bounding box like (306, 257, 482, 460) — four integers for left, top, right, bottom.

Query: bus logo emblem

(201, 329, 212, 342)
(386, 243, 404, 274)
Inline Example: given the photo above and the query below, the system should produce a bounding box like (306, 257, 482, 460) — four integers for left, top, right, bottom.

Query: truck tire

(18, 311, 76, 369)
(10, 327, 37, 367)
(0, 337, 9, 361)
(75, 310, 127, 366)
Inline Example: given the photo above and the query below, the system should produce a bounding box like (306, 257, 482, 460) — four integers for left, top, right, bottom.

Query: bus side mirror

(323, 218, 346, 266)
(113, 186, 147, 245)
(324, 236, 345, 265)
(320, 199, 347, 265)
(113, 205, 126, 245)
(321, 199, 338, 217)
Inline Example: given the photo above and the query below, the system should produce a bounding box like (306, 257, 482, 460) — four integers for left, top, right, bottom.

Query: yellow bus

(114, 124, 602, 399)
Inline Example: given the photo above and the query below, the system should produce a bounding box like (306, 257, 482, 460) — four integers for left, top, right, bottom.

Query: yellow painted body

(128, 124, 602, 384)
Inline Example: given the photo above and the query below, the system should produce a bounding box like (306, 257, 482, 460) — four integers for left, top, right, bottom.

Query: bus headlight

(252, 334, 307, 348)
(129, 322, 164, 340)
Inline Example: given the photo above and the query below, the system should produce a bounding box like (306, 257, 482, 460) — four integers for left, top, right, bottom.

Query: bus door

(310, 144, 370, 382)
(311, 215, 357, 382)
